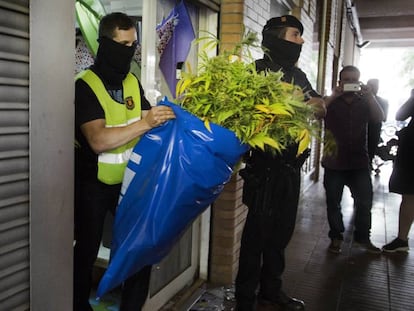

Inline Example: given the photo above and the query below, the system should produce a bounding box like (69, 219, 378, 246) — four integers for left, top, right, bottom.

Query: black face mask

(262, 36, 302, 69)
(94, 37, 137, 86)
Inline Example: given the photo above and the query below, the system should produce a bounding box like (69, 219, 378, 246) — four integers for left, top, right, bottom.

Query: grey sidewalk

(188, 162, 414, 311)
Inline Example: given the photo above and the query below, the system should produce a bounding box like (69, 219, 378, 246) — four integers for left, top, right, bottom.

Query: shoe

(258, 291, 305, 311)
(328, 239, 342, 254)
(354, 239, 381, 254)
(235, 300, 256, 311)
(382, 238, 409, 253)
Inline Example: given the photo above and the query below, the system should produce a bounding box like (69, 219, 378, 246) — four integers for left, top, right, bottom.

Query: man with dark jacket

(322, 66, 384, 255)
(235, 15, 325, 311)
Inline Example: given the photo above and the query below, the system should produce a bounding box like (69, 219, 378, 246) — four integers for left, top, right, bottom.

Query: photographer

(322, 65, 384, 254)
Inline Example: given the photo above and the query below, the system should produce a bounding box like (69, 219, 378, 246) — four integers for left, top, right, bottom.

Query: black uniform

(235, 56, 320, 309)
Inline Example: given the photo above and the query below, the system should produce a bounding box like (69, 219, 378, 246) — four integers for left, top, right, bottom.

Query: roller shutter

(188, 0, 220, 11)
(0, 1, 30, 310)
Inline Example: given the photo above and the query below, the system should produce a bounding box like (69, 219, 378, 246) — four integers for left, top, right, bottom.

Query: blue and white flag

(157, 1, 195, 97)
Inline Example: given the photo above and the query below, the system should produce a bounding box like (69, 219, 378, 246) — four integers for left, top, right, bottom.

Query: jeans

(323, 168, 373, 241)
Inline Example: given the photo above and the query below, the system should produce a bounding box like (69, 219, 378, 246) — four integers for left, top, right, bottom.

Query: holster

(239, 147, 310, 214)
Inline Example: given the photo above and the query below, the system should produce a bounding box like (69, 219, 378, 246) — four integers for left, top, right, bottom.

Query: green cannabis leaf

(323, 129, 338, 157)
(175, 31, 319, 155)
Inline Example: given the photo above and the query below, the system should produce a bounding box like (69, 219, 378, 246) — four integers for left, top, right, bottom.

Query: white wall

(243, 0, 270, 60)
(342, 21, 359, 66)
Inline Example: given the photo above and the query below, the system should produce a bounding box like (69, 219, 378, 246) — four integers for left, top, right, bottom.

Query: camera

(343, 83, 361, 92)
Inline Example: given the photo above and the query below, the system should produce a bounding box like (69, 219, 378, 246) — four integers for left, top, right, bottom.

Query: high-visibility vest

(77, 70, 142, 185)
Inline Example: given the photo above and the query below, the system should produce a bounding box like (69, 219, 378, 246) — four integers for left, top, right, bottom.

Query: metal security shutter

(0, 1, 30, 310)
(188, 0, 220, 11)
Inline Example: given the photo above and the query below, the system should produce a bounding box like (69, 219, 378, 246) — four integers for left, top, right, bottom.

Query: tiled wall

(243, 0, 271, 59)
(219, 0, 245, 52)
(210, 174, 247, 284)
(210, 0, 253, 285)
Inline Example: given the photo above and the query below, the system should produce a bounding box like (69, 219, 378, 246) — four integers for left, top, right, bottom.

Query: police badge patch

(125, 96, 135, 110)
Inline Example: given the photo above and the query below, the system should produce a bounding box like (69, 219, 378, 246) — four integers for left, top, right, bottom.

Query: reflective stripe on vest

(77, 70, 142, 185)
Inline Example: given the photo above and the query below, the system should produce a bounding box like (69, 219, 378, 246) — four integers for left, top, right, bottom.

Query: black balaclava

(262, 35, 302, 69)
(94, 36, 136, 87)
(261, 15, 304, 69)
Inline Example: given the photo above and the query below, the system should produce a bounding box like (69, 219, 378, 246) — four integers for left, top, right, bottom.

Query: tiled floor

(279, 163, 414, 311)
(92, 161, 414, 310)
(190, 162, 414, 311)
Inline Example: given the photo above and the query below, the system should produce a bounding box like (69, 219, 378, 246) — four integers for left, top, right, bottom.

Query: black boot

(258, 291, 305, 311)
(235, 299, 256, 311)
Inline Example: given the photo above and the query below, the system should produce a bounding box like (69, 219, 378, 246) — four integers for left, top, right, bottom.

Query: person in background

(235, 15, 326, 311)
(382, 88, 414, 252)
(74, 12, 175, 311)
(366, 78, 389, 171)
(322, 66, 384, 255)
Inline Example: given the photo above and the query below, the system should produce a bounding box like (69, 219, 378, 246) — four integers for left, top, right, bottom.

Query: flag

(157, 1, 195, 97)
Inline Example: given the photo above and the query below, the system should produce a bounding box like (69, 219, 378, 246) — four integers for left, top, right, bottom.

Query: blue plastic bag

(97, 98, 248, 297)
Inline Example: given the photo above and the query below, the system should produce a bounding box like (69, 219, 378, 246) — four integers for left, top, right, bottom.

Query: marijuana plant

(175, 31, 318, 155)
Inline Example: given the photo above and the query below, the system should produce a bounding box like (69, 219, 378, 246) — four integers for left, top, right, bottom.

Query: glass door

(142, 1, 218, 309)
(81, 0, 218, 309)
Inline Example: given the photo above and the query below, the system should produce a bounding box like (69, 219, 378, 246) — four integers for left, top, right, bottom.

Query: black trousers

(235, 166, 301, 308)
(74, 179, 151, 311)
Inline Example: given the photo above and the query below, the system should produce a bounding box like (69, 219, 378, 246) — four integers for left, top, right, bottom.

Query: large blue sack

(97, 97, 248, 297)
